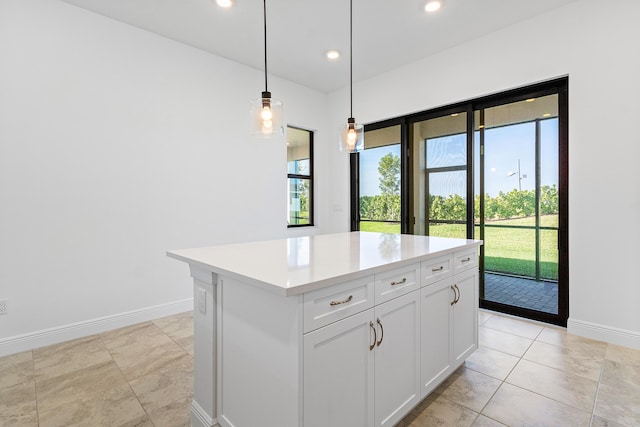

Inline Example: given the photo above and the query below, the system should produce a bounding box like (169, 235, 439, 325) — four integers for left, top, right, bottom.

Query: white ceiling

(60, 0, 577, 93)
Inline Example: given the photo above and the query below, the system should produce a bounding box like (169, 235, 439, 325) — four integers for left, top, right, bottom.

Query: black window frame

(287, 126, 314, 228)
(351, 78, 569, 327)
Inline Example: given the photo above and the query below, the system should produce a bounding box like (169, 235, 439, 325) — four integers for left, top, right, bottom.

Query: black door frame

(351, 77, 569, 326)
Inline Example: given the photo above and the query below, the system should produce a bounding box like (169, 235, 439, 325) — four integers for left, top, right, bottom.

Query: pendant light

(339, 0, 364, 153)
(250, 0, 283, 137)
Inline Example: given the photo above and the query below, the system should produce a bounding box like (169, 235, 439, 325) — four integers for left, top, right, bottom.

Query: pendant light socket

(339, 0, 364, 153)
(250, 0, 284, 138)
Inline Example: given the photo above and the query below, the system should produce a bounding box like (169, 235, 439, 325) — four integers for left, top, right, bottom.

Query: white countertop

(167, 232, 482, 296)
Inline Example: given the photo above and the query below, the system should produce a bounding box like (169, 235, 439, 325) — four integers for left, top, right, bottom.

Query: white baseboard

(190, 400, 217, 427)
(0, 298, 193, 357)
(567, 318, 640, 350)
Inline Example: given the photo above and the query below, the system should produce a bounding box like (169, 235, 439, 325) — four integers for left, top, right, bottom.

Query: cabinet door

(420, 277, 454, 398)
(303, 309, 374, 427)
(452, 267, 478, 365)
(374, 291, 421, 427)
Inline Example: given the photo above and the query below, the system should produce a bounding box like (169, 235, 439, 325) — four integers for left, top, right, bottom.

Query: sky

(359, 118, 559, 198)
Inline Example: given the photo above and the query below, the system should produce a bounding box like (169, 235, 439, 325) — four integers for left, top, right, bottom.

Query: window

(351, 78, 568, 327)
(287, 126, 313, 227)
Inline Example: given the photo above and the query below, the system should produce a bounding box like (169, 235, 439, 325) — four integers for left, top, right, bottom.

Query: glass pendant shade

(339, 117, 364, 153)
(250, 91, 284, 137)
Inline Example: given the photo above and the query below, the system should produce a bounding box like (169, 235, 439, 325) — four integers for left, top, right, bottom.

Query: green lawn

(359, 221, 401, 233)
(360, 215, 558, 281)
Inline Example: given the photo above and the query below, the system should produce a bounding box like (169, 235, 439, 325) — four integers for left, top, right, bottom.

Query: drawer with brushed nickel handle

(303, 275, 374, 333)
(374, 262, 420, 304)
(454, 248, 478, 273)
(421, 254, 453, 286)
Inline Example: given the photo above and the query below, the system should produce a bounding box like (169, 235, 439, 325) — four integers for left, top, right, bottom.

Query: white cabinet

(304, 290, 421, 427)
(452, 267, 478, 364)
(420, 276, 453, 397)
(420, 252, 478, 397)
(374, 291, 421, 427)
(303, 309, 375, 427)
(171, 233, 481, 427)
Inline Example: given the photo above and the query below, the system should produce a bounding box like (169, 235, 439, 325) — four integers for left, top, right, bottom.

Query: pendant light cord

(264, 0, 268, 92)
(349, 0, 353, 118)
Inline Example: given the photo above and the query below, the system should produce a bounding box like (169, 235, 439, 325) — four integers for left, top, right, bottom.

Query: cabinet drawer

(454, 248, 478, 273)
(421, 254, 453, 286)
(374, 263, 420, 304)
(303, 275, 375, 334)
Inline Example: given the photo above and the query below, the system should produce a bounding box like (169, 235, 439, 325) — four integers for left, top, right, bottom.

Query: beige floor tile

(0, 411, 38, 427)
(591, 415, 626, 427)
(33, 335, 99, 359)
(537, 327, 607, 353)
(478, 326, 532, 357)
(594, 382, 640, 426)
(471, 414, 507, 426)
(34, 335, 112, 381)
(129, 354, 193, 414)
(396, 393, 478, 427)
(101, 322, 169, 352)
(147, 396, 191, 427)
(464, 346, 519, 380)
(0, 357, 34, 389)
(601, 359, 640, 392)
(482, 383, 591, 426)
(38, 383, 146, 427)
(153, 311, 193, 339)
(120, 415, 155, 427)
(483, 315, 544, 340)
(0, 381, 37, 419)
(175, 335, 194, 355)
(478, 311, 493, 326)
(605, 343, 640, 367)
(110, 339, 187, 381)
(506, 359, 598, 412)
(0, 351, 32, 371)
(36, 360, 129, 413)
(438, 367, 501, 413)
(523, 340, 604, 381)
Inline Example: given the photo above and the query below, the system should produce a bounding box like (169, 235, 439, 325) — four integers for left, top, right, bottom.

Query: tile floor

(484, 273, 558, 314)
(1, 310, 639, 426)
(0, 311, 194, 427)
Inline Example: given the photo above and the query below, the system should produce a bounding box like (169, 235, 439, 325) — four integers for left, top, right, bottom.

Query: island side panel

(189, 266, 218, 427)
(218, 275, 303, 427)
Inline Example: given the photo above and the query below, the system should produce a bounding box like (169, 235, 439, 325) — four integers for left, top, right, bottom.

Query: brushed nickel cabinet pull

(369, 321, 376, 351)
(461, 257, 471, 263)
(432, 266, 444, 272)
(376, 318, 384, 347)
(330, 295, 353, 306)
(390, 277, 407, 286)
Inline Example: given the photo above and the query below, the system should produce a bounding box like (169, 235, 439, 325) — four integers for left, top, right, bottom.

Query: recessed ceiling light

(216, 0, 233, 8)
(326, 50, 341, 60)
(424, 1, 442, 13)
(451, 113, 459, 117)
(543, 113, 551, 117)
(525, 98, 535, 102)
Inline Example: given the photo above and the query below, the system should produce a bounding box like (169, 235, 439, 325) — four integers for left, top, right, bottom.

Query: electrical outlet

(0, 299, 7, 315)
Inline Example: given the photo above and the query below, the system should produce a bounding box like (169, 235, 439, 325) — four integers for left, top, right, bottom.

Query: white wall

(0, 0, 328, 355)
(2, 0, 639, 355)
(326, 0, 640, 347)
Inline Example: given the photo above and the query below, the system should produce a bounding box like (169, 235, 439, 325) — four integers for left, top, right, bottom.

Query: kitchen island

(168, 232, 482, 427)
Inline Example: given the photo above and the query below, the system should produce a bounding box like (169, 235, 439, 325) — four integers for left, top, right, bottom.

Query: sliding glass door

(352, 79, 568, 326)
(409, 112, 470, 239)
(475, 93, 564, 320)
